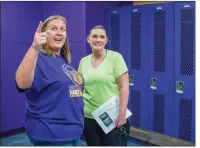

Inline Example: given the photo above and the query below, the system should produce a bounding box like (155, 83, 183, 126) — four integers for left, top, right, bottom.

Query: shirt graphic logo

(62, 64, 83, 85)
(69, 85, 83, 97)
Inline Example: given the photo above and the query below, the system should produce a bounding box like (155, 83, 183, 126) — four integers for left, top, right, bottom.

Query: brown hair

(88, 25, 107, 36)
(41, 15, 71, 63)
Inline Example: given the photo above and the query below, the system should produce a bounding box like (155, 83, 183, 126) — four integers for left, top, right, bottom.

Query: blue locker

(126, 6, 149, 129)
(148, 4, 174, 136)
(105, 2, 195, 143)
(173, 2, 195, 142)
(106, 7, 129, 62)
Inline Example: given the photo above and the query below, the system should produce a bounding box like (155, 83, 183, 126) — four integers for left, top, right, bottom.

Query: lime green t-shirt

(78, 50, 128, 119)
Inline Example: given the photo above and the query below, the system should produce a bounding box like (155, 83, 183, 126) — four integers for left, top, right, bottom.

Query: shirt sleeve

(15, 81, 28, 93)
(15, 64, 43, 93)
(114, 52, 128, 79)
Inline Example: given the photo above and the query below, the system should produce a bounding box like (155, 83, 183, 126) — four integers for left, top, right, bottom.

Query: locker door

(106, 7, 131, 121)
(174, 2, 195, 142)
(126, 6, 149, 129)
(105, 7, 128, 61)
(148, 4, 174, 136)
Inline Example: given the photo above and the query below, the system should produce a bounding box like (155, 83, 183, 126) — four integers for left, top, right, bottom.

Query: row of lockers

(106, 2, 195, 142)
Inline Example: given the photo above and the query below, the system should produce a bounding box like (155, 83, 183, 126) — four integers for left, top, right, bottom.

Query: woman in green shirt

(78, 25, 130, 146)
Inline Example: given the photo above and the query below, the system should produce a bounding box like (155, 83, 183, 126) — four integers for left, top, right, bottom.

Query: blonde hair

(41, 15, 71, 63)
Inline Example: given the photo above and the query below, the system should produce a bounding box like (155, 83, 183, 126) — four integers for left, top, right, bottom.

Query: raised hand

(31, 21, 48, 50)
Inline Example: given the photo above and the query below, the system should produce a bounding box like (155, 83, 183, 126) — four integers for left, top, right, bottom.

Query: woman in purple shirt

(15, 15, 84, 146)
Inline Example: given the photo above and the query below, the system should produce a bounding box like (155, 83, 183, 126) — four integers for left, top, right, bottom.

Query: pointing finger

(36, 21, 43, 33)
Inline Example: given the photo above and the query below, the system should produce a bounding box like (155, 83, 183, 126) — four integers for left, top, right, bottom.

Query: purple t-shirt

(24, 51, 84, 142)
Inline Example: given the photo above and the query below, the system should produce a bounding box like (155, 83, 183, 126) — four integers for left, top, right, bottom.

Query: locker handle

(150, 78, 157, 90)
(176, 81, 184, 94)
(129, 75, 134, 86)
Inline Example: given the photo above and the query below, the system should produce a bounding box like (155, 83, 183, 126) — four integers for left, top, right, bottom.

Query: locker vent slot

(154, 11, 166, 72)
(181, 9, 195, 22)
(180, 9, 194, 75)
(153, 94, 165, 134)
(131, 90, 141, 127)
(179, 98, 192, 141)
(131, 12, 141, 70)
(111, 14, 120, 52)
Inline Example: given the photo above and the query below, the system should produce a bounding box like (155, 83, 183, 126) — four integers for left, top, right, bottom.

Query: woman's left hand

(115, 114, 127, 128)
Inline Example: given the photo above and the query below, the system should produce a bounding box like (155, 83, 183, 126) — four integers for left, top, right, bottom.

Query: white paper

(92, 96, 132, 134)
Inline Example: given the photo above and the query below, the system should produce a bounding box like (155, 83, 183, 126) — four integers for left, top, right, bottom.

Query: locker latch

(176, 81, 184, 94)
(129, 75, 134, 86)
(150, 78, 157, 90)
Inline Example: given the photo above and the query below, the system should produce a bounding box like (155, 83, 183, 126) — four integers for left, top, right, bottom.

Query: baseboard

(0, 127, 25, 139)
(129, 127, 195, 146)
